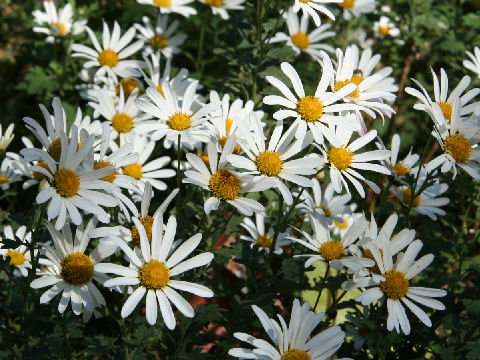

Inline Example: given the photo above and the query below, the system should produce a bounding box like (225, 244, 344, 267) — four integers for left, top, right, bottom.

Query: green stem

(176, 135, 182, 218)
(62, 312, 73, 358)
(195, 11, 210, 75)
(313, 264, 330, 312)
(324, 289, 347, 318)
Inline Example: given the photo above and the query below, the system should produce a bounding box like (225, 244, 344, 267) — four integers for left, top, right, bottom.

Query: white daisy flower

(30, 220, 110, 321)
(134, 15, 187, 58)
(135, 80, 220, 149)
(270, 7, 335, 57)
(405, 68, 480, 122)
(290, 214, 373, 272)
(0, 157, 23, 190)
(183, 136, 270, 216)
(339, 0, 376, 20)
(71, 21, 144, 79)
(298, 178, 352, 224)
(227, 114, 324, 204)
(199, 0, 245, 20)
(425, 101, 480, 180)
(292, 0, 341, 26)
(263, 54, 362, 145)
(0, 226, 35, 277)
(0, 123, 14, 152)
(21, 125, 119, 230)
(319, 125, 391, 197)
(229, 298, 349, 359)
(331, 205, 360, 236)
(373, 16, 400, 38)
(32, 1, 86, 43)
(121, 134, 176, 192)
(136, 0, 197, 17)
(240, 214, 290, 254)
(333, 45, 397, 119)
(385, 134, 419, 179)
(95, 214, 214, 327)
(352, 240, 447, 335)
(464, 46, 480, 79)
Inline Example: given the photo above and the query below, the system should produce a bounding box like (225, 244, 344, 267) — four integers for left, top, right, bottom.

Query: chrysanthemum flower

(292, 0, 341, 25)
(263, 55, 362, 144)
(136, 0, 197, 17)
(319, 125, 390, 197)
(0, 157, 23, 190)
(32, 1, 86, 43)
(199, 0, 245, 20)
(464, 46, 480, 79)
(0, 226, 36, 277)
(240, 214, 290, 254)
(384, 134, 419, 180)
(31, 220, 110, 321)
(183, 136, 270, 215)
(339, 0, 375, 20)
(135, 80, 220, 149)
(229, 298, 349, 359)
(352, 240, 447, 335)
(0, 123, 14, 152)
(72, 21, 144, 78)
(95, 214, 214, 327)
(227, 114, 324, 204)
(373, 16, 400, 38)
(134, 15, 187, 58)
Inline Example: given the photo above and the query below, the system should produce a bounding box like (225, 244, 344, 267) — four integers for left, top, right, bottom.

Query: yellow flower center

(32, 161, 50, 181)
(401, 188, 420, 207)
(391, 162, 410, 177)
(150, 34, 169, 49)
(319, 240, 344, 261)
(116, 78, 141, 98)
(226, 117, 234, 133)
(154, 0, 171, 6)
(334, 217, 348, 230)
(281, 349, 311, 360)
(334, 74, 364, 98)
(168, 113, 191, 131)
(112, 112, 134, 133)
(438, 101, 452, 122)
(209, 169, 241, 200)
(52, 22, 67, 36)
(444, 134, 471, 163)
(48, 137, 63, 162)
(256, 234, 273, 248)
(255, 150, 283, 177)
(299, 0, 310, 3)
(317, 205, 331, 217)
(60, 253, 94, 285)
(380, 270, 409, 300)
(94, 160, 117, 183)
(199, 152, 210, 167)
(341, 0, 355, 9)
(0, 175, 9, 185)
(291, 32, 310, 49)
(98, 49, 119, 68)
(138, 260, 170, 290)
(123, 163, 143, 180)
(156, 84, 165, 97)
(378, 26, 390, 36)
(6, 250, 26, 266)
(328, 146, 353, 170)
(296, 96, 324, 122)
(363, 248, 383, 274)
(52, 168, 80, 198)
(219, 136, 242, 154)
(206, 0, 223, 6)
(130, 215, 154, 248)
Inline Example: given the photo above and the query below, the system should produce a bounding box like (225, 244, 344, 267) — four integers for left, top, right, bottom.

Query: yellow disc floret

(52, 22, 67, 36)
(319, 241, 344, 261)
(219, 136, 242, 154)
(0, 176, 9, 185)
(334, 217, 348, 230)
(61, 253, 94, 285)
(334, 74, 363, 98)
(123, 163, 143, 180)
(199, 152, 210, 167)
(297, 96, 324, 122)
(281, 349, 311, 360)
(48, 137, 63, 162)
(209, 169, 241, 200)
(117, 78, 141, 98)
(138, 260, 170, 290)
(255, 150, 283, 177)
(32, 161, 51, 181)
(317, 205, 331, 217)
(340, 0, 355, 9)
(94, 160, 117, 183)
(391, 162, 410, 177)
(378, 26, 390, 36)
(363, 248, 383, 274)
(206, 0, 223, 6)
(291, 32, 310, 50)
(53, 168, 80, 198)
(168, 113, 191, 131)
(150, 34, 169, 49)
(112, 112, 134, 133)
(154, 0, 171, 6)
(226, 117, 234, 133)
(6, 250, 26, 266)
(256, 234, 273, 248)
(438, 101, 452, 122)
(328, 146, 353, 170)
(401, 188, 420, 207)
(157, 84, 165, 97)
(444, 134, 471, 163)
(130, 216, 154, 248)
(98, 49, 119, 68)
(380, 270, 409, 300)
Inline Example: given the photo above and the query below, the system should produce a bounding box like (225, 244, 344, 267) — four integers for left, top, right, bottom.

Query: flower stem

(62, 311, 73, 358)
(313, 263, 330, 312)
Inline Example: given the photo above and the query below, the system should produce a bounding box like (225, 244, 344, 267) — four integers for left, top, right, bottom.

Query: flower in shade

(229, 298, 349, 359)
(240, 214, 290, 254)
(0, 226, 35, 277)
(0, 157, 23, 190)
(0, 123, 14, 152)
(71, 21, 144, 78)
(136, 0, 197, 17)
(339, 0, 375, 20)
(95, 214, 214, 327)
(199, 0, 245, 20)
(384, 134, 419, 180)
(292, 0, 341, 26)
(464, 46, 480, 79)
(373, 16, 400, 38)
